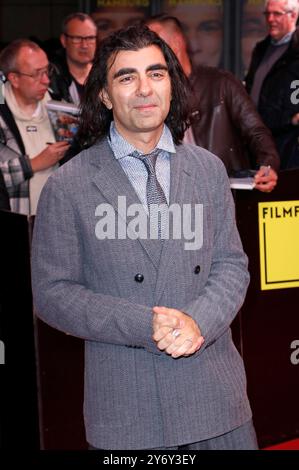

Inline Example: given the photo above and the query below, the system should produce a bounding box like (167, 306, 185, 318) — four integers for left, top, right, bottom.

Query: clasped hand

(152, 306, 204, 359)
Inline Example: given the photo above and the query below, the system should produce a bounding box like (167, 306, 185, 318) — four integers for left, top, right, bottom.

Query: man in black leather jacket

(147, 15, 279, 192)
(50, 12, 97, 105)
(245, 0, 299, 169)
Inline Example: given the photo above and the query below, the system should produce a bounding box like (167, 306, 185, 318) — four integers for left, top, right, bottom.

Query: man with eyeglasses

(50, 12, 97, 105)
(0, 39, 69, 214)
(245, 0, 299, 169)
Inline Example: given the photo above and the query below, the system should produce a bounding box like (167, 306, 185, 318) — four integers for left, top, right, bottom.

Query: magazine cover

(46, 100, 80, 143)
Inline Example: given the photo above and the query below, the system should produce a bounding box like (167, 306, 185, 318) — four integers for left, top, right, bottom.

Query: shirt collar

(271, 30, 294, 46)
(108, 121, 176, 160)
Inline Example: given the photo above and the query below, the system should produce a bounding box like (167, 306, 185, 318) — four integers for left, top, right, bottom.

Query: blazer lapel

(155, 145, 196, 303)
(89, 139, 161, 269)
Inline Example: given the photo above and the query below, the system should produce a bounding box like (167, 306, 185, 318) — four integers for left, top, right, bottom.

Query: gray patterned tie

(133, 149, 168, 239)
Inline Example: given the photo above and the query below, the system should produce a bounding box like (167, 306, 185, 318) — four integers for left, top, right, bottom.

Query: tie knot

(133, 149, 160, 175)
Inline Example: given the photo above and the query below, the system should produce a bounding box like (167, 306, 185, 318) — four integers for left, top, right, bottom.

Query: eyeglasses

(64, 33, 97, 44)
(263, 10, 292, 18)
(12, 63, 54, 81)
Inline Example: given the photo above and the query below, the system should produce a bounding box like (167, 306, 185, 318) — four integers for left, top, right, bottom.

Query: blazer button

(194, 265, 201, 274)
(135, 273, 144, 283)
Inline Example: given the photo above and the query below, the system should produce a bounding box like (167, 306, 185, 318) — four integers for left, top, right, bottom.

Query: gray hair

(265, 0, 299, 14)
(62, 12, 97, 35)
(0, 39, 41, 76)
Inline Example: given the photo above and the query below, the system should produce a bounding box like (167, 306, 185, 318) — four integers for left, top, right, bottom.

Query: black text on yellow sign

(259, 201, 299, 290)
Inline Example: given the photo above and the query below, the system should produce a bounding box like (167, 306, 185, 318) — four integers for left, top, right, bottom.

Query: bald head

(146, 17, 192, 76)
(0, 41, 50, 105)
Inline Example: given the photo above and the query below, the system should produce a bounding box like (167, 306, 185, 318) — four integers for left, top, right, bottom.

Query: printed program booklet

(229, 169, 256, 190)
(46, 100, 80, 143)
(229, 177, 255, 190)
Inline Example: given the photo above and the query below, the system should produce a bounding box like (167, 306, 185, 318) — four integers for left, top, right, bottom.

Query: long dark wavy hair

(77, 24, 191, 147)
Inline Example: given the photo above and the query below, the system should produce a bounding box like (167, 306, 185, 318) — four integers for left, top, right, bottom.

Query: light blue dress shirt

(107, 122, 175, 212)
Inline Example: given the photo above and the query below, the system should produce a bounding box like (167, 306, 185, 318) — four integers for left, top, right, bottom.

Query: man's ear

(7, 72, 19, 89)
(99, 88, 113, 110)
(60, 33, 66, 49)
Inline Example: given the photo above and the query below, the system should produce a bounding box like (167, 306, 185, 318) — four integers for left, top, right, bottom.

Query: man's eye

(150, 71, 165, 79)
(119, 75, 134, 83)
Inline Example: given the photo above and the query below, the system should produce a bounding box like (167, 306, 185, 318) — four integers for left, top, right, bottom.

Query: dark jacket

(190, 66, 280, 174)
(245, 28, 299, 169)
(0, 113, 11, 210)
(0, 169, 10, 210)
(0, 103, 33, 213)
(50, 50, 76, 104)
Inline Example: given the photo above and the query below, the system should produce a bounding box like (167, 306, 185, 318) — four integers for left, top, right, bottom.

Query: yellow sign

(259, 201, 299, 290)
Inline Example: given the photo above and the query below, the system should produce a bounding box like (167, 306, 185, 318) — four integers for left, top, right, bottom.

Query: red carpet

(264, 438, 299, 450)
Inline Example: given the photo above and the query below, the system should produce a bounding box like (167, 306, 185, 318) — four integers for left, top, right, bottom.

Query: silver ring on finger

(172, 328, 181, 339)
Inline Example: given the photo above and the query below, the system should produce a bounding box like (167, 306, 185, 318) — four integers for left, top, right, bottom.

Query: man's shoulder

(50, 50, 73, 100)
(0, 102, 14, 123)
(290, 27, 299, 56)
(51, 50, 70, 76)
(191, 65, 224, 87)
(51, 139, 109, 181)
(177, 143, 229, 195)
(253, 34, 271, 54)
(191, 66, 243, 99)
(192, 65, 232, 81)
(178, 142, 226, 172)
(0, 102, 26, 153)
(253, 29, 299, 59)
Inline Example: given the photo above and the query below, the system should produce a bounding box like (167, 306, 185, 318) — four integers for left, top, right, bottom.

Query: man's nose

(41, 72, 50, 85)
(136, 76, 153, 97)
(267, 13, 276, 21)
(79, 38, 90, 46)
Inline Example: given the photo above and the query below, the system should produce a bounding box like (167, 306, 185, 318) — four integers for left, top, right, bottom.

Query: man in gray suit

(31, 25, 258, 450)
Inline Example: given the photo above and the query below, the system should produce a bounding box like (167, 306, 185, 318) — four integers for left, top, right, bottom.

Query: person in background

(245, 0, 299, 169)
(147, 14, 279, 192)
(32, 24, 257, 451)
(50, 12, 97, 105)
(0, 39, 69, 214)
(60, 6, 148, 165)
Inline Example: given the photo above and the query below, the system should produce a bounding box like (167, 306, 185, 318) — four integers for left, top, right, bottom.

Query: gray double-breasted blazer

(31, 138, 252, 449)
